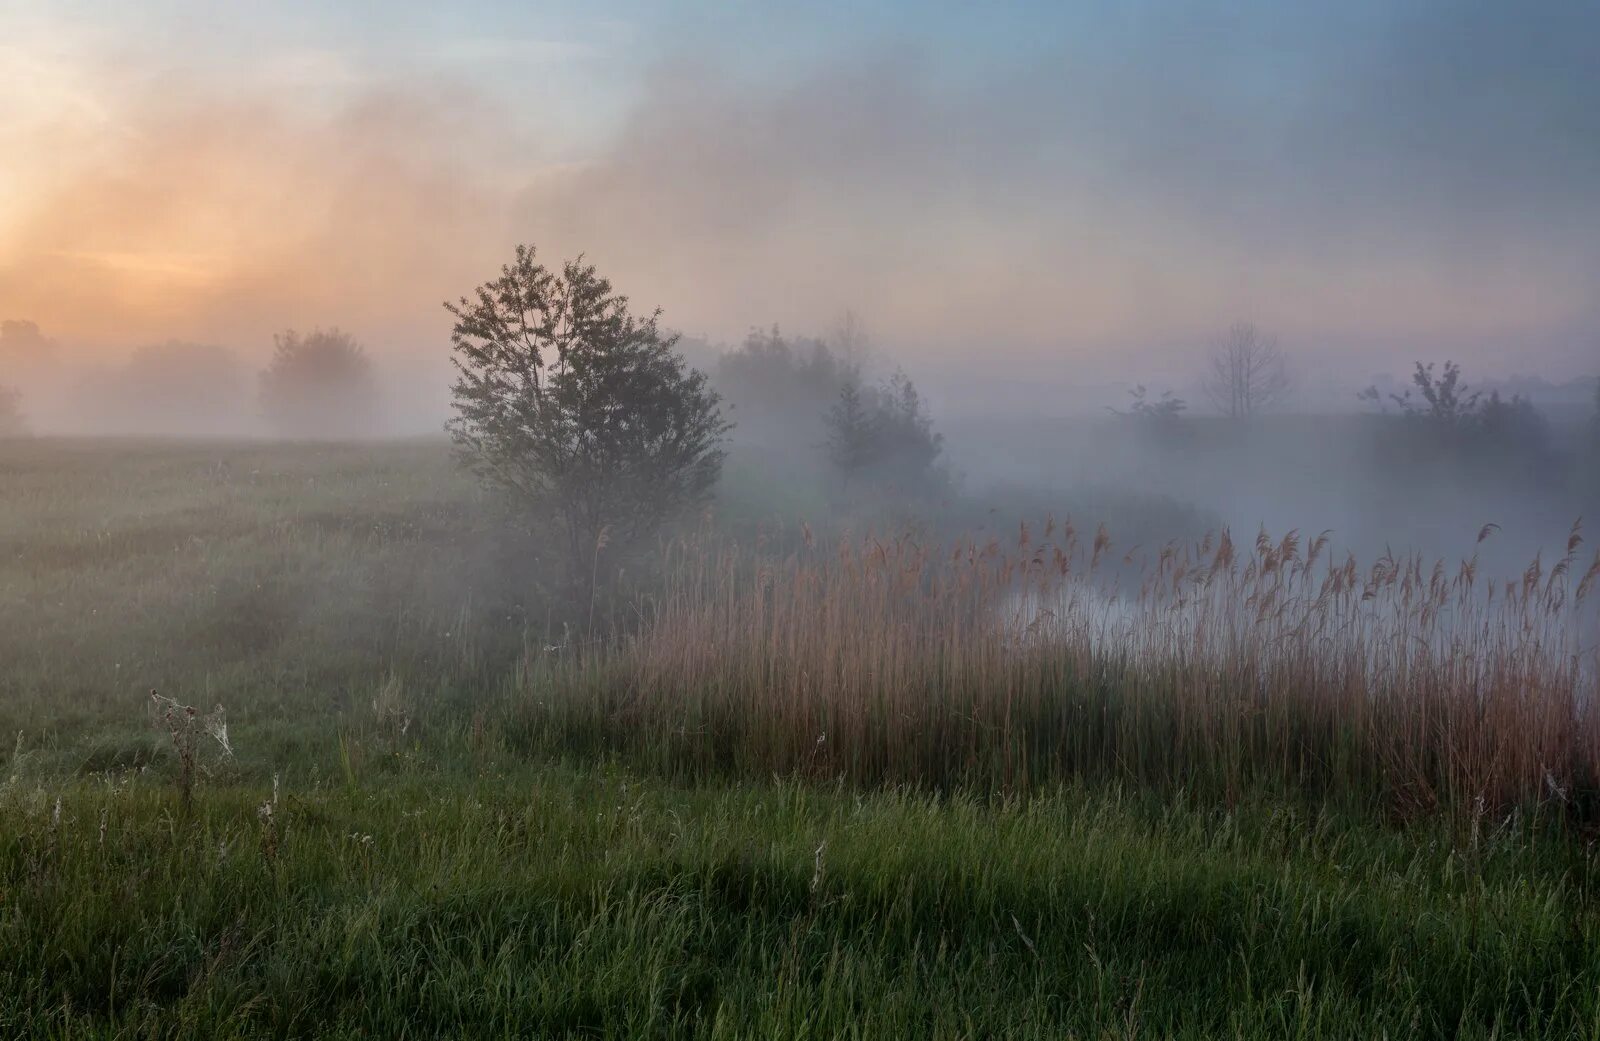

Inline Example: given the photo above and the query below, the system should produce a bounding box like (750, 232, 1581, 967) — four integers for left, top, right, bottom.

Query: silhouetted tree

(1203, 322, 1290, 418)
(446, 245, 730, 586)
(1384, 361, 1479, 424)
(260, 328, 378, 438)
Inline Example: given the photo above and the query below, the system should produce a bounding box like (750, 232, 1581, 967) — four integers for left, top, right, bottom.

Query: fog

(2, 1, 1598, 562)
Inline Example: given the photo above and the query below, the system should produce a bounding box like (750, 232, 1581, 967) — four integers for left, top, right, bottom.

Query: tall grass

(528, 519, 1600, 820)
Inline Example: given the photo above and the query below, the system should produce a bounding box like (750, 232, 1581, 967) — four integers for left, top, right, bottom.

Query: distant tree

(259, 328, 378, 438)
(0, 320, 57, 374)
(446, 245, 730, 586)
(1203, 322, 1290, 418)
(822, 369, 946, 495)
(876, 370, 944, 480)
(1114, 384, 1187, 422)
(829, 308, 872, 368)
(1365, 361, 1557, 480)
(824, 380, 878, 482)
(1382, 361, 1480, 425)
(0, 385, 25, 437)
(717, 326, 855, 448)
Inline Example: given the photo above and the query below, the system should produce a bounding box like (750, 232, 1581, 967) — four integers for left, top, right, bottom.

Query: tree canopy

(446, 245, 730, 581)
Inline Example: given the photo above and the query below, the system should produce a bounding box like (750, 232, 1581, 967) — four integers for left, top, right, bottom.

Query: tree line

(5, 248, 1596, 598)
(0, 323, 378, 439)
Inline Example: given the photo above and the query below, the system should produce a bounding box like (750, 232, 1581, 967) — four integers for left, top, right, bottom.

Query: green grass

(3, 438, 1600, 1038)
(7, 764, 1600, 1039)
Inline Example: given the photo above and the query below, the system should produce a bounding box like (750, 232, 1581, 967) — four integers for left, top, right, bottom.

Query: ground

(2, 439, 1597, 1039)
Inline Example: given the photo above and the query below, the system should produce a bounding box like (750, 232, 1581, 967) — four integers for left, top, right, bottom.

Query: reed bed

(529, 520, 1600, 820)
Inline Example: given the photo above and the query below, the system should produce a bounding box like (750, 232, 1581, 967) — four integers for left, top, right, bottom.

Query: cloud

(514, 31, 1600, 375)
(3, 0, 1597, 391)
(0, 78, 528, 357)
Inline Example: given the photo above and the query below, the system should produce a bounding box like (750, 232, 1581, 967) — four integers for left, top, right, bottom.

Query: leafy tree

(446, 245, 730, 585)
(260, 328, 378, 438)
(1383, 361, 1480, 424)
(717, 326, 856, 449)
(824, 380, 878, 481)
(1364, 361, 1557, 483)
(876, 370, 944, 480)
(821, 369, 946, 496)
(1203, 322, 1290, 418)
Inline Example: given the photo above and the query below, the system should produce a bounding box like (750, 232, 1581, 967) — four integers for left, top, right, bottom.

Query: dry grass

(530, 518, 1600, 821)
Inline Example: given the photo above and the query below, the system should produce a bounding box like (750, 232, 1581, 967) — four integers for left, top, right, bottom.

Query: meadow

(4, 437, 1600, 1039)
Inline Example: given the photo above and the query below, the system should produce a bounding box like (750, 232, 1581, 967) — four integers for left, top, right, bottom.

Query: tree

(1114, 384, 1187, 423)
(260, 328, 378, 438)
(0, 320, 57, 379)
(446, 245, 730, 586)
(876, 370, 944, 481)
(1202, 322, 1290, 418)
(821, 369, 946, 496)
(829, 308, 872, 368)
(716, 325, 855, 450)
(1384, 361, 1480, 424)
(824, 380, 878, 481)
(0, 385, 25, 437)
(1364, 361, 1557, 482)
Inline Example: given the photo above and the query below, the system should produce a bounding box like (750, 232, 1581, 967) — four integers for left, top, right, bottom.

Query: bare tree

(829, 308, 872, 368)
(1202, 322, 1290, 419)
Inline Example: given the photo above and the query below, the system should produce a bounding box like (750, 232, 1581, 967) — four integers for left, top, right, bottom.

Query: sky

(2, 0, 1598, 405)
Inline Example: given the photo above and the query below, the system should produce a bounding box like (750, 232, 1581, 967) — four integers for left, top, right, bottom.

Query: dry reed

(529, 519, 1600, 820)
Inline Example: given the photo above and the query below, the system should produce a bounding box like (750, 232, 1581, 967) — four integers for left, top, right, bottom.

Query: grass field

(3, 438, 1600, 1039)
